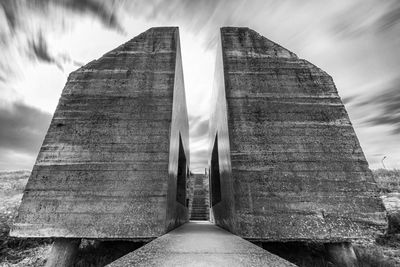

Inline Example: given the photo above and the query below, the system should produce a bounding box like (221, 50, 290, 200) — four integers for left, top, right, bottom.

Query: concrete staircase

(190, 174, 209, 221)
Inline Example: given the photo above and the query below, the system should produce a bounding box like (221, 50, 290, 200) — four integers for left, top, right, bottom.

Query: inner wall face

(211, 27, 387, 241)
(11, 27, 189, 239)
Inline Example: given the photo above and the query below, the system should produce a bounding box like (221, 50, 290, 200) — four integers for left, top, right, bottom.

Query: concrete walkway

(107, 221, 296, 267)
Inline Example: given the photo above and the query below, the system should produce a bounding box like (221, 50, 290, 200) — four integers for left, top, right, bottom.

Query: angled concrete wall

(210, 27, 387, 241)
(11, 27, 189, 239)
(208, 37, 235, 231)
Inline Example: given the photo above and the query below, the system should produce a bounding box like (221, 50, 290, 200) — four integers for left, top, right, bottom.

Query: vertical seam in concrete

(165, 27, 190, 232)
(221, 28, 237, 233)
(165, 27, 178, 232)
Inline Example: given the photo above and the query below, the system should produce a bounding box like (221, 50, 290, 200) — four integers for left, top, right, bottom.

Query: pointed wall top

(221, 27, 297, 59)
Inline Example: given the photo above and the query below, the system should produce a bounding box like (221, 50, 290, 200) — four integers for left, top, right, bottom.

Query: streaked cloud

(0, 102, 52, 153)
(189, 115, 209, 170)
(0, 0, 399, 170)
(27, 31, 64, 69)
(358, 77, 400, 135)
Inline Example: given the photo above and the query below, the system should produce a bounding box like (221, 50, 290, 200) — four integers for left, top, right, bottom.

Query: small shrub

(354, 245, 399, 267)
(373, 169, 400, 192)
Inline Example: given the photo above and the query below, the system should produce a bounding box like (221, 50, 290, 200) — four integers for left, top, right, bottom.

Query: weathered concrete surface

(209, 27, 387, 241)
(107, 221, 296, 267)
(11, 27, 190, 239)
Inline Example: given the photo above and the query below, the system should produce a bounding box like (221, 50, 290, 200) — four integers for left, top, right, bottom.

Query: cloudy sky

(0, 0, 399, 171)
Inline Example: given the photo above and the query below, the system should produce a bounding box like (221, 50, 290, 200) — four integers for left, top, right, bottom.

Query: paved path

(107, 221, 296, 266)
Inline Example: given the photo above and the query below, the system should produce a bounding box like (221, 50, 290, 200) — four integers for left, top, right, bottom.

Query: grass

(0, 170, 52, 266)
(354, 236, 400, 267)
(1, 238, 51, 266)
(373, 169, 400, 193)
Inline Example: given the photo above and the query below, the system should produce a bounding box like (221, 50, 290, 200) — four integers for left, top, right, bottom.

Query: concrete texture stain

(209, 27, 387, 242)
(11, 27, 190, 239)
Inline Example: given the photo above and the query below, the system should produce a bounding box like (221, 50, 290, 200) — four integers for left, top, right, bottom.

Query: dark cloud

(0, 0, 19, 32)
(0, 0, 123, 33)
(27, 31, 65, 71)
(28, 32, 52, 63)
(26, 31, 81, 71)
(0, 0, 124, 81)
(330, 0, 400, 38)
(0, 0, 399, 169)
(377, 1, 400, 30)
(0, 102, 52, 154)
(51, 0, 123, 32)
(356, 78, 400, 134)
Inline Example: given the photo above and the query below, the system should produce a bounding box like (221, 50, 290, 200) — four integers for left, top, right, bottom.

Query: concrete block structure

(11, 27, 189, 239)
(209, 27, 387, 242)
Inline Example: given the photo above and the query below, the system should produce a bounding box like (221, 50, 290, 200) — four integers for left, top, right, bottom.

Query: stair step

(190, 174, 210, 221)
(191, 211, 208, 214)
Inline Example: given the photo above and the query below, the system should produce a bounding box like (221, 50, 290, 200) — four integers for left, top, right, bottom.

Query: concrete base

(45, 239, 80, 267)
(107, 221, 296, 266)
(325, 242, 359, 267)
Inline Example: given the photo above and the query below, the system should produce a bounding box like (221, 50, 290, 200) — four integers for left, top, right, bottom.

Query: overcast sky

(0, 0, 399, 171)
